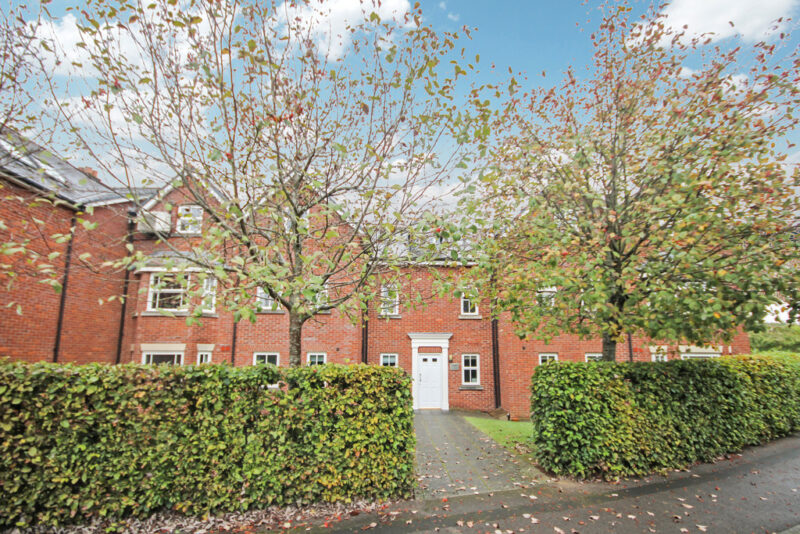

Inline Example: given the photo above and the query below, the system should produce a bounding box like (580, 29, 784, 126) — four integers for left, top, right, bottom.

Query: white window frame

(537, 287, 557, 305)
(651, 352, 668, 362)
(253, 352, 280, 366)
(201, 277, 217, 314)
(307, 352, 327, 366)
(585, 353, 603, 362)
(256, 287, 281, 312)
(462, 353, 480, 385)
(539, 353, 558, 365)
(197, 351, 212, 364)
(379, 284, 400, 316)
(460, 292, 478, 316)
(147, 273, 189, 312)
(143, 352, 184, 365)
(380, 353, 399, 367)
(315, 282, 329, 307)
(176, 204, 203, 234)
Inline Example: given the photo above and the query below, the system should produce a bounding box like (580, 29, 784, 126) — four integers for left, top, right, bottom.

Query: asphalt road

(302, 432, 800, 534)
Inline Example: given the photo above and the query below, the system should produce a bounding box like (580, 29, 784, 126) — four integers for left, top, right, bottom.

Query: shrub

(750, 324, 800, 353)
(530, 357, 800, 480)
(0, 362, 414, 528)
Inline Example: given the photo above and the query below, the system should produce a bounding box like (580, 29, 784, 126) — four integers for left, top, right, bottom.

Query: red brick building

(0, 133, 751, 419)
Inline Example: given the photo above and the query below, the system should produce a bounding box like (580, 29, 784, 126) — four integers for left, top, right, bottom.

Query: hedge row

(0, 362, 414, 528)
(530, 356, 800, 480)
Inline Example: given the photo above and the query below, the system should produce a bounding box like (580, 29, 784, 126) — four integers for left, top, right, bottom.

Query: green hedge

(530, 356, 800, 480)
(750, 324, 800, 352)
(0, 362, 414, 528)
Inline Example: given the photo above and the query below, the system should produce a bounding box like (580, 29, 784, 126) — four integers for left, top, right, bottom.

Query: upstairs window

(147, 273, 188, 312)
(380, 353, 398, 367)
(380, 284, 399, 316)
(201, 277, 217, 313)
(177, 204, 203, 234)
(537, 287, 557, 306)
(460, 292, 478, 316)
(256, 287, 280, 312)
(308, 352, 326, 366)
(585, 353, 603, 362)
(462, 354, 480, 385)
(197, 352, 212, 364)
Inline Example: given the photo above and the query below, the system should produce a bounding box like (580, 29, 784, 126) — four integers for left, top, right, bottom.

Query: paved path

(413, 410, 545, 498)
(300, 429, 800, 533)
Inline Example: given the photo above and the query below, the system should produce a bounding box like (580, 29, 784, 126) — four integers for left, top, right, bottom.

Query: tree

(40, 0, 479, 366)
(461, 3, 800, 360)
(0, 5, 74, 309)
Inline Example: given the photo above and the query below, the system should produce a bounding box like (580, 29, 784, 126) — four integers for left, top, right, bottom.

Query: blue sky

(25, 0, 800, 174)
(421, 0, 800, 88)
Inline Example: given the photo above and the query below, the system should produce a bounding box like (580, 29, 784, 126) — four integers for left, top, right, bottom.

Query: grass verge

(464, 416, 534, 453)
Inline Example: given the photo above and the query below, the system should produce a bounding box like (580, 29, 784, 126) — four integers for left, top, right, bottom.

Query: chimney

(79, 167, 99, 179)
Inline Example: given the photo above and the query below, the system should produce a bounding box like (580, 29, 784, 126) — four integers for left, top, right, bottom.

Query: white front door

(417, 353, 443, 409)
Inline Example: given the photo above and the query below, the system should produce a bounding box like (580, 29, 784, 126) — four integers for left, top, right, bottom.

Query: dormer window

(177, 204, 203, 234)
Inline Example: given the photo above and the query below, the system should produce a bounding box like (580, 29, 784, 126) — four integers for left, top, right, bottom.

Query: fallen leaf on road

(554, 528, 565, 534)
(589, 515, 599, 521)
(682, 504, 694, 509)
(697, 525, 708, 532)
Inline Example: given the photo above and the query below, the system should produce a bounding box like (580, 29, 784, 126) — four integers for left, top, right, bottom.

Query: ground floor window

(380, 353, 398, 367)
(254, 353, 279, 366)
(585, 353, 603, 362)
(307, 352, 326, 366)
(652, 352, 668, 362)
(462, 354, 480, 384)
(197, 351, 212, 364)
(143, 352, 183, 365)
(539, 353, 558, 365)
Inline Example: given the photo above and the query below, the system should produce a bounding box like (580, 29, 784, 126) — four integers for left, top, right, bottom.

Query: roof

(0, 129, 157, 208)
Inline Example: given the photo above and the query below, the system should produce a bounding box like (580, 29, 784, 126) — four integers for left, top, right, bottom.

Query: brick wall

(0, 180, 133, 364)
(0, 181, 71, 362)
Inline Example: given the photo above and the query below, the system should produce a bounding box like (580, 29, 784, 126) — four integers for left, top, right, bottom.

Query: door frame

(408, 332, 452, 411)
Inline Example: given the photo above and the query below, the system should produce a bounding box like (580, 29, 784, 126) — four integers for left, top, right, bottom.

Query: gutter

(490, 273, 502, 409)
(114, 213, 136, 364)
(361, 309, 369, 364)
(231, 319, 238, 366)
(491, 316, 501, 409)
(53, 213, 77, 363)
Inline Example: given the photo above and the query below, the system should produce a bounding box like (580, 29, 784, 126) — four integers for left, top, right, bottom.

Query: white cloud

(438, 1, 446, 10)
(277, 0, 412, 60)
(447, 12, 460, 22)
(662, 0, 799, 43)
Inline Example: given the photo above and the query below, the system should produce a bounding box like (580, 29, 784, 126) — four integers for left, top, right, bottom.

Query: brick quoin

(1, 178, 752, 419)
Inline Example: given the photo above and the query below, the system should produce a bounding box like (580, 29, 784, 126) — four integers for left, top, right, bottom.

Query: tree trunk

(288, 311, 304, 367)
(601, 332, 617, 362)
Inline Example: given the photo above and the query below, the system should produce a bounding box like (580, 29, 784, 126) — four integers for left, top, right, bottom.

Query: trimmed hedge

(530, 356, 800, 480)
(0, 362, 414, 528)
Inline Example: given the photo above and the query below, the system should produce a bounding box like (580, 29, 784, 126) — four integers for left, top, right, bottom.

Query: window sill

(140, 311, 218, 318)
(256, 310, 285, 314)
(379, 314, 402, 319)
(459, 384, 484, 391)
(459, 314, 483, 320)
